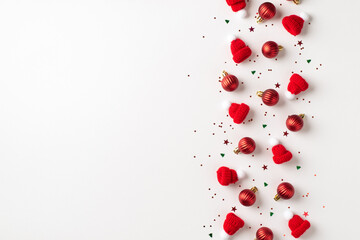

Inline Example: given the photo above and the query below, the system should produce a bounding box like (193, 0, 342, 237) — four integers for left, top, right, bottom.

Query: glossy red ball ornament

(234, 137, 256, 154)
(239, 186, 257, 206)
(256, 227, 274, 240)
(257, 89, 279, 106)
(221, 71, 239, 92)
(286, 114, 304, 132)
(262, 41, 283, 58)
(257, 2, 276, 23)
(274, 182, 295, 201)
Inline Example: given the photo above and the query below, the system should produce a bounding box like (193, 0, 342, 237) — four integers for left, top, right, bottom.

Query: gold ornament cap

(256, 91, 263, 97)
(293, 0, 300, 4)
(278, 45, 284, 51)
(257, 16, 264, 23)
(251, 186, 258, 193)
(234, 147, 241, 155)
(299, 113, 305, 119)
(222, 70, 228, 77)
(274, 194, 280, 201)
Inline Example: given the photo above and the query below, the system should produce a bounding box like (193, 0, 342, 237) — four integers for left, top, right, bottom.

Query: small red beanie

(288, 73, 309, 95)
(288, 215, 311, 238)
(226, 0, 246, 12)
(231, 38, 252, 64)
(229, 103, 250, 124)
(272, 144, 293, 164)
(282, 15, 304, 36)
(217, 167, 245, 186)
(223, 213, 245, 236)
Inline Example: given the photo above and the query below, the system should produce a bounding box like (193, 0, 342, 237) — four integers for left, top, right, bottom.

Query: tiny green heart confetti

(297, 166, 301, 170)
(220, 153, 225, 157)
(307, 59, 311, 63)
(251, 71, 256, 75)
(225, 20, 230, 24)
(264, 182, 268, 187)
(209, 233, 213, 238)
(270, 212, 274, 216)
(262, 124, 267, 128)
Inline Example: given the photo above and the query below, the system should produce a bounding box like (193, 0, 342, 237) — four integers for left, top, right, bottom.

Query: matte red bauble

(221, 71, 239, 92)
(274, 182, 295, 201)
(234, 137, 256, 154)
(257, 2, 276, 23)
(239, 186, 258, 206)
(286, 114, 304, 132)
(257, 89, 279, 106)
(262, 41, 283, 58)
(256, 227, 274, 240)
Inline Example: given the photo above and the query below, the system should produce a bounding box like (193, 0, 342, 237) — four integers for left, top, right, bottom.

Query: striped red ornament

(221, 71, 239, 91)
(239, 186, 257, 206)
(257, 89, 279, 106)
(257, 2, 276, 23)
(256, 227, 274, 240)
(274, 182, 295, 200)
(286, 114, 304, 132)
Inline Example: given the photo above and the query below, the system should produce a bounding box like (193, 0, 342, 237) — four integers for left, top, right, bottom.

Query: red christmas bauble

(257, 89, 279, 106)
(239, 187, 257, 206)
(234, 137, 256, 154)
(256, 227, 274, 240)
(275, 182, 295, 200)
(221, 71, 239, 92)
(262, 41, 282, 58)
(286, 114, 304, 132)
(257, 2, 276, 23)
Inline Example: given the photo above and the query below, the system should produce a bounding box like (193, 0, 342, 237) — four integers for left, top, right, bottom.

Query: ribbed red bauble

(287, 0, 300, 5)
(257, 89, 279, 106)
(262, 41, 283, 58)
(286, 114, 304, 132)
(221, 71, 239, 92)
(256, 227, 274, 240)
(239, 186, 257, 206)
(274, 182, 295, 201)
(257, 2, 276, 23)
(234, 137, 256, 154)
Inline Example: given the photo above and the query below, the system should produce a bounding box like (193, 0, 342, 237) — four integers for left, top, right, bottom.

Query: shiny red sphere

(256, 227, 274, 240)
(277, 182, 295, 199)
(262, 41, 280, 58)
(286, 114, 304, 132)
(259, 2, 276, 20)
(221, 74, 239, 92)
(262, 89, 279, 106)
(238, 137, 256, 154)
(239, 189, 256, 206)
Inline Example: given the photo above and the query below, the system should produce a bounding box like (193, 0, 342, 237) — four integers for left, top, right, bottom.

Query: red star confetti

(262, 165, 268, 170)
(275, 83, 280, 88)
(303, 211, 309, 217)
(283, 131, 289, 137)
(224, 139, 229, 145)
(297, 40, 303, 46)
(231, 206, 237, 212)
(249, 26, 255, 32)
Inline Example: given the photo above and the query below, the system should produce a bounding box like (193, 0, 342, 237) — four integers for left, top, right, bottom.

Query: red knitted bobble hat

(282, 12, 309, 36)
(217, 166, 246, 186)
(220, 213, 245, 239)
(284, 211, 311, 238)
(286, 73, 309, 100)
(229, 36, 252, 64)
(223, 101, 250, 124)
(225, 0, 247, 18)
(269, 138, 292, 164)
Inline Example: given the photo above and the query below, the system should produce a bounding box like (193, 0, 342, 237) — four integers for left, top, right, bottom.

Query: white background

(0, 0, 358, 239)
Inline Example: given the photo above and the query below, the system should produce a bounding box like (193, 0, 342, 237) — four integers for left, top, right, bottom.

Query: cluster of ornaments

(216, 1, 313, 239)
